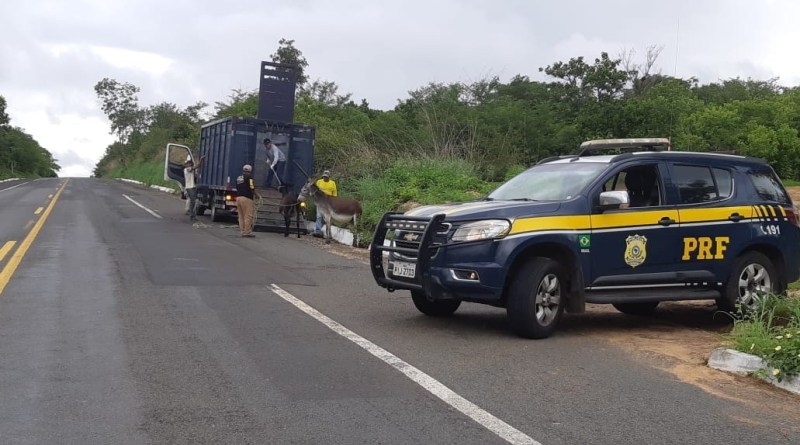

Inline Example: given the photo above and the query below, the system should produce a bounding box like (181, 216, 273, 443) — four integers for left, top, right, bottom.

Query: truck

(164, 61, 315, 231)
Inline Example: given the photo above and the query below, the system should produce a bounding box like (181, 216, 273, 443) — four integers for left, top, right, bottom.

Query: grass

(783, 179, 800, 187)
(726, 294, 800, 381)
(105, 160, 179, 191)
(346, 157, 500, 246)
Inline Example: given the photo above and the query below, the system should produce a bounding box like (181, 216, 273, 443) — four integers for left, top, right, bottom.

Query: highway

(0, 177, 797, 445)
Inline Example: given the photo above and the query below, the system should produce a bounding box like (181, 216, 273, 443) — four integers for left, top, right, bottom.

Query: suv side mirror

(598, 190, 630, 211)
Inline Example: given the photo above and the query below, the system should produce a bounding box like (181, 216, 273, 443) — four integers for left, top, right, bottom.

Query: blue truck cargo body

(189, 116, 314, 228)
(197, 116, 314, 195)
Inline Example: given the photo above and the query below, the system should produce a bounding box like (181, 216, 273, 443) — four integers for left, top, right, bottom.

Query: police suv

(369, 138, 800, 339)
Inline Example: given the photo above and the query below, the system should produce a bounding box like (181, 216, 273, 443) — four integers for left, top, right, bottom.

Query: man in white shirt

(183, 155, 204, 221)
(263, 138, 286, 189)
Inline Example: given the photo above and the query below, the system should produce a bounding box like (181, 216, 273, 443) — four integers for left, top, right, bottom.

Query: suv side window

(602, 164, 662, 208)
(673, 165, 732, 204)
(749, 170, 790, 204)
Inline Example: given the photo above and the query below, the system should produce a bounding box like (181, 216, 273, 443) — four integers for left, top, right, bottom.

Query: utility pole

(10, 160, 15, 176)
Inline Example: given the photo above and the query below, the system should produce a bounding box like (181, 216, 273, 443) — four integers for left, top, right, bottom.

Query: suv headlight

(451, 220, 511, 242)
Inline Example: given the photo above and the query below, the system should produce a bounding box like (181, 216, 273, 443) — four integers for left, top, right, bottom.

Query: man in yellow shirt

(313, 170, 337, 238)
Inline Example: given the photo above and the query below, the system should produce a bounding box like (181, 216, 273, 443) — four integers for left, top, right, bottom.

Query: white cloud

(89, 46, 174, 76)
(1, 0, 800, 177)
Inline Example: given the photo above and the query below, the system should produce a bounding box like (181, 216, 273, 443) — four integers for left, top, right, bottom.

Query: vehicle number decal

(759, 224, 781, 236)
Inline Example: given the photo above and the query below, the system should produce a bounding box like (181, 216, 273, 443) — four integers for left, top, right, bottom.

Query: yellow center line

(0, 241, 16, 263)
(34, 207, 43, 215)
(0, 179, 70, 295)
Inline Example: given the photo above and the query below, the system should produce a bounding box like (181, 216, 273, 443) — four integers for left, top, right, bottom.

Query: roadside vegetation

(0, 96, 59, 179)
(91, 40, 800, 243)
(726, 294, 800, 381)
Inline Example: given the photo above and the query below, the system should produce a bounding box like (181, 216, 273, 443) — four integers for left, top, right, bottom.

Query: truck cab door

(164, 143, 193, 190)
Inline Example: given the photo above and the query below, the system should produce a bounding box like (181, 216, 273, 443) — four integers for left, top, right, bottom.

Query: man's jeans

(186, 187, 197, 220)
(315, 208, 325, 234)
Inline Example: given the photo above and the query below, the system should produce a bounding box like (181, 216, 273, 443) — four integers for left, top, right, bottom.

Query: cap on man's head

(263, 138, 271, 144)
(322, 170, 331, 177)
(243, 164, 252, 172)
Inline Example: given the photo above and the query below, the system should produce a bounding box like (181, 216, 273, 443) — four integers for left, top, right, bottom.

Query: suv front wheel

(411, 290, 461, 317)
(507, 257, 565, 339)
(718, 251, 778, 313)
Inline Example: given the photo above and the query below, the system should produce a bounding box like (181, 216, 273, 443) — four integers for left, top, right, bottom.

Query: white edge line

(268, 284, 541, 445)
(0, 181, 30, 193)
(122, 194, 163, 219)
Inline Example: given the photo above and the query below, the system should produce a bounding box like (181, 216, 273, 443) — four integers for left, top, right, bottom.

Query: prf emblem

(624, 235, 647, 268)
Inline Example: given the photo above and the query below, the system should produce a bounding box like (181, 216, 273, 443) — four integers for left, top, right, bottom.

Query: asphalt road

(0, 178, 797, 445)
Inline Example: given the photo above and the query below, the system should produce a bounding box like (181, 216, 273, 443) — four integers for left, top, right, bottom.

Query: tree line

(93, 41, 800, 183)
(0, 96, 60, 179)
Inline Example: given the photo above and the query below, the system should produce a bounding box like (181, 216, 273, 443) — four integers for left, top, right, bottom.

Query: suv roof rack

(577, 138, 671, 157)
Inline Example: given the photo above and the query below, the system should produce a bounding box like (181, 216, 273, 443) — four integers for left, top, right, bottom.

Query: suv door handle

(728, 213, 744, 222)
(658, 217, 676, 226)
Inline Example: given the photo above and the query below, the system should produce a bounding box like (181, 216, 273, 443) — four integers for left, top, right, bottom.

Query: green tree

(94, 78, 145, 143)
(214, 88, 259, 118)
(540, 52, 632, 107)
(0, 95, 9, 127)
(270, 38, 309, 86)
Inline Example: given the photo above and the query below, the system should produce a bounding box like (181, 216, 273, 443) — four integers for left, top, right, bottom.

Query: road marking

(34, 207, 43, 215)
(122, 194, 163, 219)
(23, 220, 34, 230)
(0, 180, 69, 295)
(0, 181, 29, 193)
(0, 241, 16, 263)
(48, 194, 53, 199)
(269, 284, 540, 445)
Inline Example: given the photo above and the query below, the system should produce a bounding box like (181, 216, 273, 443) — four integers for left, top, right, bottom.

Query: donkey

(278, 185, 304, 238)
(300, 179, 362, 245)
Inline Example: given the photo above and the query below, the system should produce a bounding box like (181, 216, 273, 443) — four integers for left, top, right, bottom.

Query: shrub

(727, 294, 800, 381)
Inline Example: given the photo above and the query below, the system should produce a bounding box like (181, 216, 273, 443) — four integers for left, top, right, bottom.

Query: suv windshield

(488, 162, 608, 201)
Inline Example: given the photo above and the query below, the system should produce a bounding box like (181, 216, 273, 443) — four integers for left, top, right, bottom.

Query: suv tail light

(786, 207, 799, 226)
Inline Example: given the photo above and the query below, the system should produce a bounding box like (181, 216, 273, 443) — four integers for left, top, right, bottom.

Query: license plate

(391, 261, 416, 279)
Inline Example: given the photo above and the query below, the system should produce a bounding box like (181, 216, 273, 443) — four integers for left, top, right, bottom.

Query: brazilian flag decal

(578, 234, 591, 249)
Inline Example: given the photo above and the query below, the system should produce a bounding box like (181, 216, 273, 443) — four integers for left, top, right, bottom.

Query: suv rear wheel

(718, 251, 778, 313)
(410, 290, 461, 317)
(507, 257, 565, 339)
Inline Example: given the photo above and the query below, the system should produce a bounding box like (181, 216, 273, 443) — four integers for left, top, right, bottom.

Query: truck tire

(410, 290, 460, 317)
(612, 302, 659, 315)
(717, 251, 778, 313)
(195, 201, 207, 216)
(210, 195, 223, 222)
(507, 257, 565, 339)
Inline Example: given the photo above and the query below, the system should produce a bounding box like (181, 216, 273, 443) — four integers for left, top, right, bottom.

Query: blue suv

(369, 138, 800, 339)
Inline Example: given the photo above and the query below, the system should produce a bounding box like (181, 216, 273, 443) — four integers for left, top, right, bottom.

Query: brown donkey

(300, 179, 362, 245)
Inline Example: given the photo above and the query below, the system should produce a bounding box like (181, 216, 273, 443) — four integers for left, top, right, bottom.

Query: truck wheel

(717, 251, 778, 313)
(210, 200, 223, 222)
(410, 290, 460, 317)
(612, 302, 659, 315)
(506, 257, 565, 339)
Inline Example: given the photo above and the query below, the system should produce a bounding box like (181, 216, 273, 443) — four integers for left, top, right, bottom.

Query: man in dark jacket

(236, 164, 256, 237)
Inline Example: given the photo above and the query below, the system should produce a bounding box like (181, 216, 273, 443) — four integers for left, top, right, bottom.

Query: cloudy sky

(1, 0, 799, 177)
